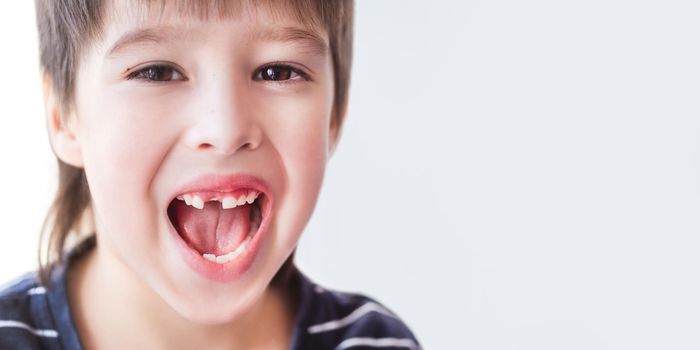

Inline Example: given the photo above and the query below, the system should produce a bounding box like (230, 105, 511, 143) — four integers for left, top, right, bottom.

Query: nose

(183, 77, 263, 156)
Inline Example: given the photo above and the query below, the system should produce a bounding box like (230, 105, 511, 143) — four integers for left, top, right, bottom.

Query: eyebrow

(251, 26, 329, 57)
(106, 26, 328, 58)
(106, 27, 182, 57)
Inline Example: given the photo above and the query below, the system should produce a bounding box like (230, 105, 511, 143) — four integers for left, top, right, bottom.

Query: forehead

(100, 0, 328, 54)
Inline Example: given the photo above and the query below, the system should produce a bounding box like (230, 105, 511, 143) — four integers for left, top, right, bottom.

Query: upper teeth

(191, 196, 204, 209)
(176, 191, 260, 210)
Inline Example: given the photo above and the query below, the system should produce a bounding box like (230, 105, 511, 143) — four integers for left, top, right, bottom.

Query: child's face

(59, 3, 335, 322)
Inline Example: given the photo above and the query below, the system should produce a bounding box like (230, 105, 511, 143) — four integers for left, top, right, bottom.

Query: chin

(167, 286, 264, 325)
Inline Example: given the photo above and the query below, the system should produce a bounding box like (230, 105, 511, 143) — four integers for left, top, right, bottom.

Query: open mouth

(167, 189, 268, 264)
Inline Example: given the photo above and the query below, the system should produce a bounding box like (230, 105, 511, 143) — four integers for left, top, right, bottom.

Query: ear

(43, 75, 84, 168)
(328, 102, 348, 157)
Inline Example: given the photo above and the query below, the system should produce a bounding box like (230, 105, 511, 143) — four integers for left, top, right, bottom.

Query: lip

(164, 173, 273, 283)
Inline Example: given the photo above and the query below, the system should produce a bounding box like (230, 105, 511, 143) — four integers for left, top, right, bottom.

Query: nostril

(196, 142, 253, 153)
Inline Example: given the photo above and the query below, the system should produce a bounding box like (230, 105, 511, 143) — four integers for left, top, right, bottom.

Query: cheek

(285, 124, 328, 189)
(262, 95, 331, 243)
(80, 88, 181, 192)
(83, 130, 155, 192)
(261, 85, 333, 176)
(77, 89, 179, 250)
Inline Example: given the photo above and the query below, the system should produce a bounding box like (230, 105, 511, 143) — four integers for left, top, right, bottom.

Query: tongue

(172, 200, 250, 256)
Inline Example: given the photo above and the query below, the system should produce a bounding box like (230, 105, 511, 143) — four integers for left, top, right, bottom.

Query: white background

(2, 1, 700, 349)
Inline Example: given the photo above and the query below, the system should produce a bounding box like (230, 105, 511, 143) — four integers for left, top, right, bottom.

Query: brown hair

(35, 0, 354, 287)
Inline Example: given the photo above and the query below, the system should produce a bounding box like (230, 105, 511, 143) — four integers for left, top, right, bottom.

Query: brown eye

(255, 64, 307, 82)
(128, 65, 185, 82)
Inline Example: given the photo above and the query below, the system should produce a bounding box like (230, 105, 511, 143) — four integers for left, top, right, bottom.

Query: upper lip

(168, 173, 271, 206)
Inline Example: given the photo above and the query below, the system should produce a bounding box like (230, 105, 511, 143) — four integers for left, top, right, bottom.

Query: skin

(44, 2, 342, 349)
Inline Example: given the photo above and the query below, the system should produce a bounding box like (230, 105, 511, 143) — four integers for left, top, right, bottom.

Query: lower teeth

(203, 235, 251, 264)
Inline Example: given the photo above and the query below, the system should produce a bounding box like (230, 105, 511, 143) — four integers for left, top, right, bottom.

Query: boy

(0, 0, 421, 349)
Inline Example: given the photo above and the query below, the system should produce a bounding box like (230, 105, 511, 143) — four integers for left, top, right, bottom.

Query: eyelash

(255, 63, 311, 84)
(125, 63, 311, 85)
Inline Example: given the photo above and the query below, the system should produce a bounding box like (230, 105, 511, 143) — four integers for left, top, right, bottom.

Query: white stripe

(0, 320, 59, 338)
(336, 337, 419, 350)
(27, 286, 46, 295)
(308, 302, 398, 334)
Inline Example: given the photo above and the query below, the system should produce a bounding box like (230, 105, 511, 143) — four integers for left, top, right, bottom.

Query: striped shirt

(0, 242, 421, 349)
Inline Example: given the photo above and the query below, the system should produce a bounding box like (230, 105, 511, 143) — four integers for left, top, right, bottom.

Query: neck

(67, 242, 295, 349)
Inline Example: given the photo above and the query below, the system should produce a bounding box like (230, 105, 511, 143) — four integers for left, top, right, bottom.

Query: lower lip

(165, 196, 271, 283)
